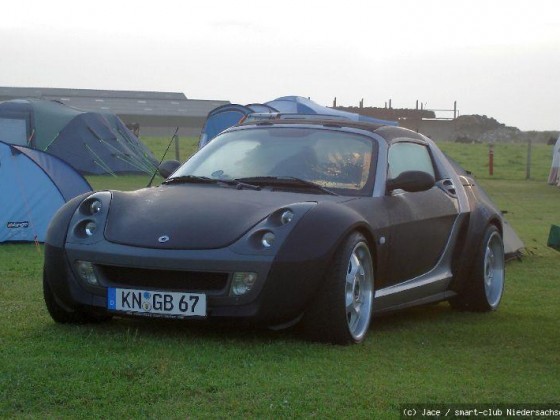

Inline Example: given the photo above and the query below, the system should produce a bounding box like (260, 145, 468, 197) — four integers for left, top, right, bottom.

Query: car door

(384, 140, 459, 286)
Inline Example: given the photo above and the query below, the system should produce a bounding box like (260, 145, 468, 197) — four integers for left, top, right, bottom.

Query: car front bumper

(44, 240, 328, 325)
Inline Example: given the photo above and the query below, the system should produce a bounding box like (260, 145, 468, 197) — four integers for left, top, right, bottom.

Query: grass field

(1, 140, 559, 418)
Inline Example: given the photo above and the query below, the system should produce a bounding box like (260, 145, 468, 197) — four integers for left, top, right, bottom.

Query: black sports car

(43, 118, 505, 344)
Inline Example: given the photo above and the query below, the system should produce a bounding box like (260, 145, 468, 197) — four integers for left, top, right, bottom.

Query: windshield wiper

(163, 175, 261, 190)
(220, 179, 261, 190)
(236, 176, 337, 195)
(162, 175, 216, 185)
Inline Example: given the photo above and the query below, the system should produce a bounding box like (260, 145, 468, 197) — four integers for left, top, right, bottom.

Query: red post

(489, 144, 494, 176)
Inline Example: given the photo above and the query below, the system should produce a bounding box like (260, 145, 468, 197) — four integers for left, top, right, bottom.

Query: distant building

(334, 105, 436, 122)
(0, 87, 228, 137)
(335, 105, 457, 140)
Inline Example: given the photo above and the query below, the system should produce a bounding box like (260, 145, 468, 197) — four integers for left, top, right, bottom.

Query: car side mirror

(158, 160, 181, 179)
(386, 170, 435, 193)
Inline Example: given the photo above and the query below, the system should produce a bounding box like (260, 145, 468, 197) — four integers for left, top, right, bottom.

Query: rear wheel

(43, 274, 111, 323)
(451, 225, 505, 311)
(302, 232, 374, 344)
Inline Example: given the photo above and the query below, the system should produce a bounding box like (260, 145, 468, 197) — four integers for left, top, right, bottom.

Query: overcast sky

(2, 0, 559, 131)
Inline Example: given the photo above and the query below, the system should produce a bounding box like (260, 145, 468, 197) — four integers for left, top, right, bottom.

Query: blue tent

(199, 104, 255, 148)
(0, 140, 92, 243)
(265, 96, 398, 125)
(199, 96, 397, 148)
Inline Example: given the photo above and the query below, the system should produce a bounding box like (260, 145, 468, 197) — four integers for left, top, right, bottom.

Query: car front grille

(98, 265, 229, 293)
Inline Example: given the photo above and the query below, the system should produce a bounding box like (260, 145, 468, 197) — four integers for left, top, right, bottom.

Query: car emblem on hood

(158, 235, 170, 243)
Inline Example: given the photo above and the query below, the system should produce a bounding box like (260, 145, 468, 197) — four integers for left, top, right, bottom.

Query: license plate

(107, 288, 206, 318)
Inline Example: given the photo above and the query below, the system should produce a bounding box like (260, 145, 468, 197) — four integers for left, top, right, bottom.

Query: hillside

(454, 115, 558, 144)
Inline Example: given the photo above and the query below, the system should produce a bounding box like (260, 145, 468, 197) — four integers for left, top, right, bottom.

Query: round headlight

(261, 231, 276, 248)
(280, 209, 294, 225)
(231, 272, 257, 296)
(84, 221, 97, 236)
(75, 260, 99, 286)
(89, 200, 102, 215)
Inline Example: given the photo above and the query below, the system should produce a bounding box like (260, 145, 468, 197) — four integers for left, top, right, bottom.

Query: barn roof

(0, 87, 228, 118)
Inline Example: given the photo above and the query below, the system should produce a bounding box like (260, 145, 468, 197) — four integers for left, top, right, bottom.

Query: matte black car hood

(104, 184, 341, 250)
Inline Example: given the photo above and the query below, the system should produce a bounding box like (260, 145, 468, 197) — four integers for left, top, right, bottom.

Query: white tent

(548, 134, 560, 186)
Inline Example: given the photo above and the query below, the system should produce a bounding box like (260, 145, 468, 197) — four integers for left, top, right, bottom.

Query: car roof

(238, 116, 428, 145)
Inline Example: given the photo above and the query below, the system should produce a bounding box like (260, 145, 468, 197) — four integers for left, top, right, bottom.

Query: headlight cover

(230, 202, 316, 255)
(67, 191, 112, 244)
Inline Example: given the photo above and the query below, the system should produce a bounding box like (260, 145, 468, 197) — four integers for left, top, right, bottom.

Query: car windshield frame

(172, 126, 379, 196)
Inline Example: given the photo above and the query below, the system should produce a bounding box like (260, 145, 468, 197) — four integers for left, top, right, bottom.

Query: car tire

(302, 232, 374, 345)
(43, 275, 112, 324)
(450, 225, 505, 312)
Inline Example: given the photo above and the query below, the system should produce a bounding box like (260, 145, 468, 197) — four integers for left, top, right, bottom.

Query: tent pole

(147, 127, 179, 188)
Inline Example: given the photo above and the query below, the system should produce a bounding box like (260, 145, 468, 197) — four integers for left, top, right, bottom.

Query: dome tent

(0, 99, 158, 175)
(198, 96, 398, 148)
(0, 141, 92, 243)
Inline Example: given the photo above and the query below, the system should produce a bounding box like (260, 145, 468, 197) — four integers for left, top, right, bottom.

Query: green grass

(437, 141, 552, 182)
(1, 141, 559, 418)
(143, 135, 199, 164)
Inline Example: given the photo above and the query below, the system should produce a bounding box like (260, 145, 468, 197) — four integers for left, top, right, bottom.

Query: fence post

(489, 143, 494, 176)
(526, 139, 532, 180)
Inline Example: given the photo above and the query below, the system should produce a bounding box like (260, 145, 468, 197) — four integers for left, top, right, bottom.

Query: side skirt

(373, 290, 457, 315)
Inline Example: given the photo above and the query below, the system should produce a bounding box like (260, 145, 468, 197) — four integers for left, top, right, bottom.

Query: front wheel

(302, 232, 374, 345)
(451, 225, 505, 311)
(43, 274, 112, 324)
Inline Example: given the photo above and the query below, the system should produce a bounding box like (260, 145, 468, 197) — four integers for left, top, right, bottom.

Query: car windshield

(173, 126, 377, 196)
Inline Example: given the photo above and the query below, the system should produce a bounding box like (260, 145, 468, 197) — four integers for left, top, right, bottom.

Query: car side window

(387, 142, 435, 179)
